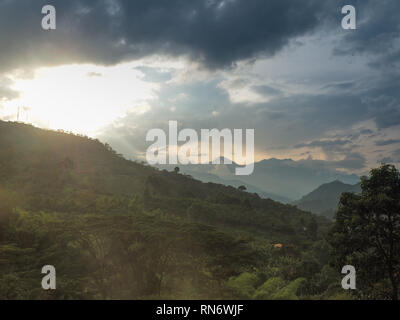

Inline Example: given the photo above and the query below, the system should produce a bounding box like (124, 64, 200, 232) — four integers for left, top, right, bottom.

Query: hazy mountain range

(157, 158, 360, 202)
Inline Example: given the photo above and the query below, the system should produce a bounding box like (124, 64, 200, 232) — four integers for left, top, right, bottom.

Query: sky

(0, 0, 399, 175)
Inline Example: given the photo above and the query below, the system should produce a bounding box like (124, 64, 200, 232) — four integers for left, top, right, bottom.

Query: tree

(253, 277, 285, 300)
(272, 278, 307, 300)
(227, 272, 258, 299)
(174, 167, 180, 174)
(308, 217, 318, 240)
(0, 188, 16, 241)
(61, 157, 74, 170)
(329, 164, 400, 300)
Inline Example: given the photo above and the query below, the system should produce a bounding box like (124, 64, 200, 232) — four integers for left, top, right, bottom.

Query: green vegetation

(0, 121, 397, 300)
(330, 164, 400, 300)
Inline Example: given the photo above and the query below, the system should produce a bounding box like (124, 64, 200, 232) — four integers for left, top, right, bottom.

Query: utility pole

(23, 106, 29, 122)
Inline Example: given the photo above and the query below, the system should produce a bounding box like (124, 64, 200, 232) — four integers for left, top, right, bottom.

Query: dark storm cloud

(335, 0, 400, 68)
(0, 0, 336, 72)
(375, 139, 400, 147)
(1, 0, 398, 172)
(373, 107, 400, 130)
(331, 0, 400, 131)
(359, 129, 374, 136)
(368, 50, 400, 70)
(257, 93, 368, 134)
(362, 75, 400, 130)
(271, 77, 400, 134)
(321, 81, 356, 91)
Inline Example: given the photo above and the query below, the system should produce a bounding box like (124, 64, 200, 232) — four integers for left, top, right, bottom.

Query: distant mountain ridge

(156, 163, 291, 203)
(157, 158, 360, 201)
(292, 180, 361, 218)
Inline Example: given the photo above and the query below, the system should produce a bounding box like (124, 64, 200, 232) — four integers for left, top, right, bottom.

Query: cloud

(359, 129, 374, 135)
(135, 66, 172, 83)
(378, 157, 394, 164)
(375, 139, 400, 147)
(0, 86, 19, 101)
(294, 139, 352, 149)
(373, 107, 400, 130)
(1, 0, 399, 174)
(298, 152, 367, 171)
(321, 81, 356, 91)
(251, 85, 282, 97)
(0, 0, 335, 72)
(0, 77, 19, 101)
(96, 60, 398, 174)
(334, 0, 400, 69)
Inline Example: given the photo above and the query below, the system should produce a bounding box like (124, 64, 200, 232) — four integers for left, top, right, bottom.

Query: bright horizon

(0, 1, 399, 176)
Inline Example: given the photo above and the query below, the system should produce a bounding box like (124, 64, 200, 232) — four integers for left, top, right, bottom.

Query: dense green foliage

(0, 121, 346, 299)
(330, 164, 400, 300)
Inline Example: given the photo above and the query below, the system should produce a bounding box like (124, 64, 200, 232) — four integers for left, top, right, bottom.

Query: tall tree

(330, 164, 400, 300)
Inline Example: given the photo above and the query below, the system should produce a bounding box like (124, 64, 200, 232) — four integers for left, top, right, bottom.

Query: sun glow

(1, 63, 158, 135)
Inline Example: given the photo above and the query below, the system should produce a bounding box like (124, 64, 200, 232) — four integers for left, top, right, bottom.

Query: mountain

(157, 158, 360, 201)
(292, 180, 361, 218)
(0, 121, 338, 300)
(247, 159, 359, 200)
(156, 162, 291, 203)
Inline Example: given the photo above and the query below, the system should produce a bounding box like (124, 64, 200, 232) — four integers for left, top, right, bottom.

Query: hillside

(293, 181, 361, 219)
(156, 163, 291, 203)
(0, 121, 320, 236)
(0, 121, 341, 300)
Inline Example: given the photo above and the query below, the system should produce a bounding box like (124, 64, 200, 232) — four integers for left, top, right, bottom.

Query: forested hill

(0, 121, 342, 300)
(0, 120, 326, 236)
(293, 181, 361, 219)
